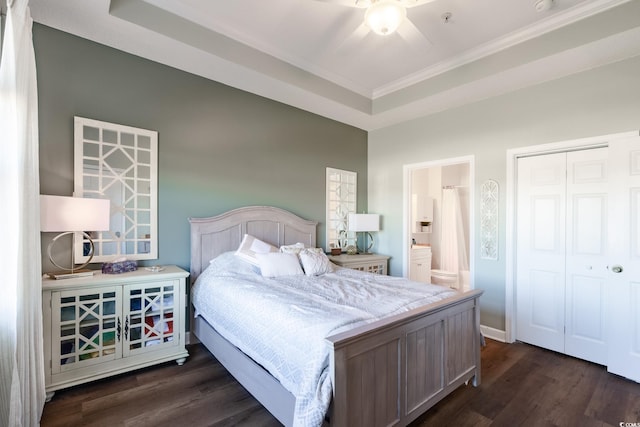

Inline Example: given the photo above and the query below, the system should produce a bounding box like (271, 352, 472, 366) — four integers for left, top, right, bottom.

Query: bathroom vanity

(409, 245, 432, 283)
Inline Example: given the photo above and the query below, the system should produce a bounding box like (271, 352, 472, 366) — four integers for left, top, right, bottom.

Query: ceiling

(26, 0, 640, 130)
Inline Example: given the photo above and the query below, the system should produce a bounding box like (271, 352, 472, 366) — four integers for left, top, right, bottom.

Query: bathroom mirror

(73, 116, 158, 263)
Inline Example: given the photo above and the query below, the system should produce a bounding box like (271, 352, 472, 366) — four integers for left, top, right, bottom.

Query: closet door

(516, 148, 609, 365)
(607, 135, 640, 381)
(516, 153, 567, 353)
(564, 148, 609, 365)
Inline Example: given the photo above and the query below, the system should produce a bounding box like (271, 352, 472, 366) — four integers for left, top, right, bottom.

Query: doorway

(403, 156, 475, 291)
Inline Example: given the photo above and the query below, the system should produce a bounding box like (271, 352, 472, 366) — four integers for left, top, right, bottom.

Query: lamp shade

(40, 195, 110, 232)
(348, 213, 380, 232)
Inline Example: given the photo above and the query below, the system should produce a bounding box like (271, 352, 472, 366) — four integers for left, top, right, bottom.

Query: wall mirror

(326, 167, 357, 252)
(74, 116, 158, 262)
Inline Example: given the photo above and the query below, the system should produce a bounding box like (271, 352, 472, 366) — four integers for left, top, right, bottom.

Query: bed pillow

(256, 252, 304, 278)
(235, 234, 278, 266)
(301, 247, 324, 254)
(299, 249, 334, 276)
(279, 242, 306, 254)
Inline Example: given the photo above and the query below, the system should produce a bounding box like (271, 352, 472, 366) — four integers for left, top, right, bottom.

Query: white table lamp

(40, 195, 111, 279)
(348, 213, 380, 254)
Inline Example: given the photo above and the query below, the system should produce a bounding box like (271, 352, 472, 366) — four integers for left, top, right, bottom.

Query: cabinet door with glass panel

(124, 280, 180, 356)
(52, 286, 122, 373)
(51, 281, 182, 372)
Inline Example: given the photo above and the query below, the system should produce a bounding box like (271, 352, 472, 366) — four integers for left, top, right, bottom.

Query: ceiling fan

(314, 0, 437, 37)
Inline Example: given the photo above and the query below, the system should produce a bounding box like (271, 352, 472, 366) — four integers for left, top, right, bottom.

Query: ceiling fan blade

(312, 0, 367, 8)
(396, 19, 432, 49)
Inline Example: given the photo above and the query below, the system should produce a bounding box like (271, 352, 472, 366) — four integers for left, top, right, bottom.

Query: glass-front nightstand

(328, 254, 390, 275)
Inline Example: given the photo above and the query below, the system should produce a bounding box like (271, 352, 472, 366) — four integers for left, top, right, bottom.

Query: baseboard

(480, 325, 506, 343)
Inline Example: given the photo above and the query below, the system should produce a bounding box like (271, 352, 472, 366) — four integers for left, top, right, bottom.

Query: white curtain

(440, 188, 469, 290)
(0, 0, 46, 426)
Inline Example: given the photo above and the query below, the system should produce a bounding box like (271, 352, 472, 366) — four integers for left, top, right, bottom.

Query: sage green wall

(368, 55, 640, 331)
(34, 24, 368, 273)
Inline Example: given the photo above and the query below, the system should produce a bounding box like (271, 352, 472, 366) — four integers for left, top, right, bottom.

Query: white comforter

(192, 252, 458, 427)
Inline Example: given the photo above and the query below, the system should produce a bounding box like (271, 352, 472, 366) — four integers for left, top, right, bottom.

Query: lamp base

(47, 269, 95, 280)
(46, 231, 97, 279)
(356, 232, 375, 255)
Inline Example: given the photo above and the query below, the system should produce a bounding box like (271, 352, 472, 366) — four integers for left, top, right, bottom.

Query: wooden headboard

(189, 206, 318, 281)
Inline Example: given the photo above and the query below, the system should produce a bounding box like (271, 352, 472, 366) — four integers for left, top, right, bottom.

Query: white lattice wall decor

(480, 179, 499, 260)
(326, 168, 357, 252)
(74, 116, 158, 262)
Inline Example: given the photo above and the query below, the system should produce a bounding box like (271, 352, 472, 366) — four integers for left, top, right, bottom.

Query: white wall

(368, 55, 640, 331)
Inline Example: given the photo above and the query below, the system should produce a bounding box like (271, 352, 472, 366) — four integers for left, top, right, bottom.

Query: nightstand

(328, 254, 390, 275)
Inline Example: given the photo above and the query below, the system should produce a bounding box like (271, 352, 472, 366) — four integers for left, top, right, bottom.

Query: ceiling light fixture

(364, 0, 407, 36)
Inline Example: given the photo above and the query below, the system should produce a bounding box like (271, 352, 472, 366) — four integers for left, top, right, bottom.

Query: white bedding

(192, 252, 459, 427)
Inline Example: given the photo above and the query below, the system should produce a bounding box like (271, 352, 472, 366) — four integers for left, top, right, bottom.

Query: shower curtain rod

(442, 185, 467, 189)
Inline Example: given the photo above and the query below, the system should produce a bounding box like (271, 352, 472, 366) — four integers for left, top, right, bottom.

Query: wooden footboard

(326, 289, 483, 427)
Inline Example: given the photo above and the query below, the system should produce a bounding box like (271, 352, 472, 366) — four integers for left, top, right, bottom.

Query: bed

(189, 206, 483, 427)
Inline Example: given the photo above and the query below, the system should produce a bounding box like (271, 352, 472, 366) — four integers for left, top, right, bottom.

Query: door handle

(609, 265, 623, 274)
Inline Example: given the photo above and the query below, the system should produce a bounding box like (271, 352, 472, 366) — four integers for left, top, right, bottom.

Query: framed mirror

(325, 167, 357, 252)
(74, 116, 158, 262)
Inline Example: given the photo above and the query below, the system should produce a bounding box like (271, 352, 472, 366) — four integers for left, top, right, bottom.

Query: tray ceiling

(27, 0, 640, 130)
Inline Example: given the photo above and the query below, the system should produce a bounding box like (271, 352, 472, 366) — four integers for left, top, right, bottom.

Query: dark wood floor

(41, 339, 640, 427)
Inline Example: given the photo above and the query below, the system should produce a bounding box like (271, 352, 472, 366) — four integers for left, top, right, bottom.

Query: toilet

(430, 269, 458, 288)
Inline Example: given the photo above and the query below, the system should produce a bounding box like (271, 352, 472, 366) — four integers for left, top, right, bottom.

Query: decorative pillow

(302, 247, 324, 254)
(299, 249, 334, 276)
(256, 252, 304, 278)
(279, 242, 306, 254)
(235, 234, 278, 266)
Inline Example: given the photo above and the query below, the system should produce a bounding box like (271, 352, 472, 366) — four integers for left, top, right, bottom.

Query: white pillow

(235, 234, 278, 266)
(302, 247, 324, 254)
(256, 252, 304, 278)
(299, 249, 334, 276)
(279, 242, 306, 254)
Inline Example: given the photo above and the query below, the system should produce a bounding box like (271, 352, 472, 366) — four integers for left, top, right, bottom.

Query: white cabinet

(42, 266, 189, 400)
(328, 254, 390, 275)
(410, 247, 432, 283)
(412, 194, 434, 233)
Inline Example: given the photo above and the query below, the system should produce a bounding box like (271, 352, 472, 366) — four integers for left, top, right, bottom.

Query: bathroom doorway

(403, 156, 475, 291)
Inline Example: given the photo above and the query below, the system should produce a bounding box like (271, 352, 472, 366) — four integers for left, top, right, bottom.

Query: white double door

(516, 135, 640, 381)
